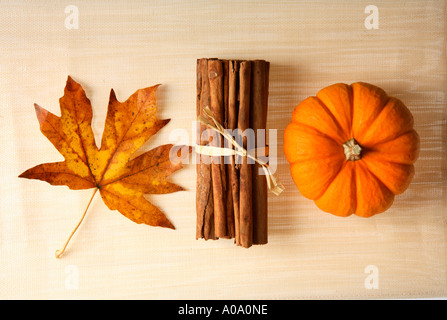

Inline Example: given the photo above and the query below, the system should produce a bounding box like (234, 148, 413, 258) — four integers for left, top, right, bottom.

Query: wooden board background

(1, 0, 446, 299)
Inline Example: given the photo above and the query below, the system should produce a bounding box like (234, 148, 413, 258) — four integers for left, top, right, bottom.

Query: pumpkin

(283, 82, 420, 217)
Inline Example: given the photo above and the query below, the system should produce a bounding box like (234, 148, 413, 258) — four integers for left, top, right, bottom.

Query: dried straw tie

(196, 106, 285, 196)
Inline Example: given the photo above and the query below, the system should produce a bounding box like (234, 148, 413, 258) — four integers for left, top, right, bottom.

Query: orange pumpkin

(283, 82, 420, 217)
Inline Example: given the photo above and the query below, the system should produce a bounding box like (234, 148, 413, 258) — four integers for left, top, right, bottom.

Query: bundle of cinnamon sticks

(196, 58, 270, 248)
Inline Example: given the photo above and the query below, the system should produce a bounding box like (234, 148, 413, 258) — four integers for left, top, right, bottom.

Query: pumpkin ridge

(355, 96, 415, 146)
(360, 128, 415, 148)
(373, 159, 416, 168)
(314, 95, 348, 141)
(351, 161, 358, 214)
(292, 121, 345, 146)
(283, 122, 344, 165)
(361, 129, 420, 166)
(312, 160, 347, 202)
(359, 160, 394, 196)
(362, 94, 390, 126)
(348, 83, 354, 137)
(361, 157, 414, 195)
(351, 82, 390, 139)
(354, 161, 392, 217)
(292, 155, 345, 200)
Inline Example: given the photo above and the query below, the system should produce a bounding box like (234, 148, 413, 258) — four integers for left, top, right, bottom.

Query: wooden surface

(1, 0, 446, 299)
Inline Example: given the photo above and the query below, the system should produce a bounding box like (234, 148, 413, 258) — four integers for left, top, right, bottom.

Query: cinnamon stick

(250, 60, 270, 245)
(223, 60, 235, 238)
(208, 59, 227, 238)
(196, 58, 216, 240)
(228, 60, 240, 244)
(238, 61, 253, 248)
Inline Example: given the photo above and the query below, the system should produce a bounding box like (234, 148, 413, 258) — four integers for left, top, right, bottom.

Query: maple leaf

(19, 76, 186, 257)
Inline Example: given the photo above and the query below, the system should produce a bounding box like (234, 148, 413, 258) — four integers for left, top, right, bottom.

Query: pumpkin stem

(343, 138, 362, 161)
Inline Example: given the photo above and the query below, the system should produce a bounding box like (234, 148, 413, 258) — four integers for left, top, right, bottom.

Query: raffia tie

(196, 106, 284, 196)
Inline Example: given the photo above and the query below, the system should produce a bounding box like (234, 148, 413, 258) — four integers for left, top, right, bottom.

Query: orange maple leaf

(19, 76, 185, 257)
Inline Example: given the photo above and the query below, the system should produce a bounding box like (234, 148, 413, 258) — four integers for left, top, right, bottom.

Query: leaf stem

(55, 188, 98, 258)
